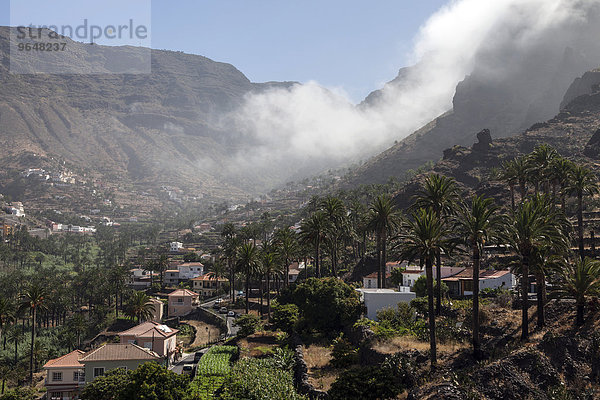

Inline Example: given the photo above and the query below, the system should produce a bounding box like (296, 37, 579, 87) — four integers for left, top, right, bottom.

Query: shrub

(330, 333, 359, 368)
(0, 387, 37, 400)
(410, 297, 429, 316)
(413, 275, 448, 298)
(376, 302, 416, 329)
(234, 314, 262, 337)
(328, 365, 404, 400)
(277, 277, 362, 335)
(271, 303, 299, 334)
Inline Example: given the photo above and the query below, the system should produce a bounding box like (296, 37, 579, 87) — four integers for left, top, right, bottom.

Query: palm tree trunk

(521, 256, 530, 340)
(509, 185, 515, 211)
(267, 273, 271, 320)
(435, 252, 442, 316)
(285, 257, 290, 287)
(472, 245, 481, 357)
(425, 256, 437, 367)
(245, 266, 250, 315)
(29, 309, 35, 384)
(259, 276, 263, 317)
(578, 193, 585, 260)
(576, 300, 585, 326)
(520, 182, 527, 203)
(315, 240, 321, 278)
(381, 232, 387, 289)
(376, 234, 381, 288)
(535, 270, 546, 328)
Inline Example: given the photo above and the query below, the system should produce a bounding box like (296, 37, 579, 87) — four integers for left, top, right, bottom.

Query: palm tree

(498, 159, 519, 211)
(454, 195, 504, 357)
(552, 257, 600, 326)
(236, 243, 259, 314)
(527, 144, 558, 195)
(0, 296, 10, 350)
(348, 200, 368, 262)
(413, 174, 459, 314)
(19, 283, 48, 383)
(125, 291, 156, 322)
(273, 227, 299, 287)
(67, 314, 87, 348)
(321, 196, 348, 277)
(261, 250, 277, 320)
(397, 208, 452, 367)
(565, 165, 599, 260)
(367, 195, 401, 288)
(299, 212, 328, 278)
(110, 264, 129, 318)
(223, 235, 241, 301)
(31, 340, 47, 372)
(7, 325, 24, 365)
(505, 195, 567, 340)
(549, 157, 575, 209)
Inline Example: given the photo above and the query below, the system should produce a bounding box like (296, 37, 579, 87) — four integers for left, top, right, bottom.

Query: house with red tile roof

(167, 288, 200, 316)
(43, 350, 85, 400)
(118, 321, 178, 358)
(442, 269, 515, 297)
(362, 272, 392, 289)
(79, 343, 161, 384)
(191, 273, 228, 298)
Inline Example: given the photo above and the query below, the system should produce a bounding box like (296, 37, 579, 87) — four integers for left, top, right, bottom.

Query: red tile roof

(118, 321, 178, 339)
(168, 288, 199, 297)
(43, 350, 84, 369)
(80, 344, 160, 362)
(190, 273, 228, 282)
(443, 269, 511, 281)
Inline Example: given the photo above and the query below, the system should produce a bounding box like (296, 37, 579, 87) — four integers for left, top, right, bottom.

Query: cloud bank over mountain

(221, 0, 600, 186)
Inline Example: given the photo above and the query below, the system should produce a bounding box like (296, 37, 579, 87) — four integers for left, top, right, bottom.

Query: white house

(442, 269, 515, 297)
(401, 266, 465, 289)
(177, 262, 204, 280)
(357, 288, 416, 320)
(170, 242, 184, 253)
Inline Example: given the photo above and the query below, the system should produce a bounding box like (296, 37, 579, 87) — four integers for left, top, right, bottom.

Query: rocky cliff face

(346, 50, 597, 187)
(392, 69, 600, 210)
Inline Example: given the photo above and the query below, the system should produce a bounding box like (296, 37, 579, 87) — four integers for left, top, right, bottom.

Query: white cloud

(219, 0, 600, 190)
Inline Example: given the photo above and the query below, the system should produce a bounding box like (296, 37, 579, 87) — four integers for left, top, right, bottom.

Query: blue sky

(0, 0, 448, 101)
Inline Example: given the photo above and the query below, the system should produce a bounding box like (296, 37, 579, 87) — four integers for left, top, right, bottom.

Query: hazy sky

(0, 0, 448, 101)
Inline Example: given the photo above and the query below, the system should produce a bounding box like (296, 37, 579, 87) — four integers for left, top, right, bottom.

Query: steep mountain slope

(347, 49, 596, 186)
(392, 70, 600, 209)
(0, 27, 294, 200)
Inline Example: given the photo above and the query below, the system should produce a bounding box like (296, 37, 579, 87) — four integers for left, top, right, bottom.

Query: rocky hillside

(347, 49, 597, 187)
(0, 26, 295, 200)
(392, 70, 600, 210)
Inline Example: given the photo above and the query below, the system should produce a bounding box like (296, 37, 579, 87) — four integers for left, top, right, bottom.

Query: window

(52, 372, 63, 381)
(74, 371, 85, 381)
(177, 298, 183, 303)
(464, 280, 473, 292)
(93, 367, 105, 378)
(50, 392, 63, 400)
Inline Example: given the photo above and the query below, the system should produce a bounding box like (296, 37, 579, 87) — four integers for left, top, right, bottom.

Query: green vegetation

(196, 346, 238, 376)
(278, 277, 362, 335)
(186, 346, 238, 400)
(220, 358, 305, 400)
(81, 362, 190, 400)
(233, 314, 262, 337)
